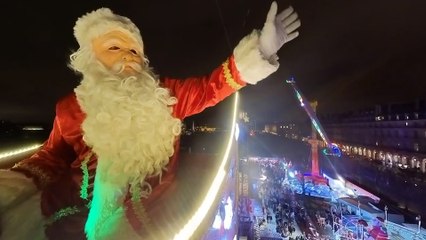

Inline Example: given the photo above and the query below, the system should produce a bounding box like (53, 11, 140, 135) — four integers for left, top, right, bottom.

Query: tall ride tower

(286, 78, 341, 179)
(307, 101, 320, 176)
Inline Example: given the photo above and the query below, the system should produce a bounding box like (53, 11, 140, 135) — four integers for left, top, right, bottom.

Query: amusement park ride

(284, 79, 425, 240)
(286, 77, 341, 178)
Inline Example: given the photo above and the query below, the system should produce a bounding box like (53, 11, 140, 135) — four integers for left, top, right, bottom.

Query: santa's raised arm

(0, 2, 300, 239)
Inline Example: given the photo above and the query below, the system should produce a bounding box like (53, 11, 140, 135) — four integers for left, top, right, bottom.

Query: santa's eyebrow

(102, 39, 122, 47)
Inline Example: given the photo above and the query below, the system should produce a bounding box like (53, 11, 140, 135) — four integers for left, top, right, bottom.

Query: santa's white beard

(75, 61, 182, 239)
(75, 61, 182, 195)
(75, 62, 181, 187)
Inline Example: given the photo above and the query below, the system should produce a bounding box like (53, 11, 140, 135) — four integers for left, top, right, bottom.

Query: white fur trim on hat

(233, 30, 279, 85)
(74, 8, 144, 50)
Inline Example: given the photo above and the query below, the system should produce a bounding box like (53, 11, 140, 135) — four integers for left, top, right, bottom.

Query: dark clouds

(1, 0, 426, 124)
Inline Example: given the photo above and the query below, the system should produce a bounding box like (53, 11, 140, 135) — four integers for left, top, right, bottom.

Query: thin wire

(214, 0, 233, 53)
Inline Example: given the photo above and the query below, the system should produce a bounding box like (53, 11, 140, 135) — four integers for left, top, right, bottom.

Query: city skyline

(1, 0, 426, 124)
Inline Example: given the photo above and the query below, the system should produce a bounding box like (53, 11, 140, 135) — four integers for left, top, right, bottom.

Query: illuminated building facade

(322, 99, 426, 173)
(263, 122, 304, 139)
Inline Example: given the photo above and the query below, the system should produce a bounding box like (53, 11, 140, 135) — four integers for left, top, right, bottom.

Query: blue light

(322, 143, 342, 157)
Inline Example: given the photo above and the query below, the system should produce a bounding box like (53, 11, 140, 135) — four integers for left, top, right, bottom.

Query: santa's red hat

(73, 8, 144, 51)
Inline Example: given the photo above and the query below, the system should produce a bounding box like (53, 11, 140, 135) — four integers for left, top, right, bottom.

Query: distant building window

(414, 143, 419, 152)
(375, 116, 384, 121)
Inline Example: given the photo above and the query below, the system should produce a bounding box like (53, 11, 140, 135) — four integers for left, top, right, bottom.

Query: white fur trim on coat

(1, 191, 45, 240)
(91, 207, 142, 240)
(0, 169, 37, 213)
(233, 30, 279, 85)
(0, 170, 44, 239)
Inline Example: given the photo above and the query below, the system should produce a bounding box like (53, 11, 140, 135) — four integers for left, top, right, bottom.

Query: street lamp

(357, 200, 361, 216)
(384, 205, 388, 223)
(416, 215, 421, 234)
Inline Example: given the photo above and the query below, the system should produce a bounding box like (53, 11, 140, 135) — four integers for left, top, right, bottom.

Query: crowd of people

(238, 158, 365, 240)
(256, 160, 314, 239)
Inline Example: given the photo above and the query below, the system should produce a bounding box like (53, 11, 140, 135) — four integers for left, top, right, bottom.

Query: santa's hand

(259, 2, 301, 60)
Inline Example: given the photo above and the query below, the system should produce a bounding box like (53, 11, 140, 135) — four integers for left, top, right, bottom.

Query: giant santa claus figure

(0, 2, 300, 239)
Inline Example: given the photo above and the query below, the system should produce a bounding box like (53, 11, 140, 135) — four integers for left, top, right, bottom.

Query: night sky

(2, 0, 426, 126)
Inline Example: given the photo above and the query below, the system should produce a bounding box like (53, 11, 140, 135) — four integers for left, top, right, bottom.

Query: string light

(0, 144, 42, 160)
(174, 92, 239, 240)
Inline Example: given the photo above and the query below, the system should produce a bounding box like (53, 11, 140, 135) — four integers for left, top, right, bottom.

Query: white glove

(259, 1, 301, 60)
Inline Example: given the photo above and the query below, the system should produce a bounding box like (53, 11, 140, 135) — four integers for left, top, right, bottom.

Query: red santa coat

(11, 56, 246, 239)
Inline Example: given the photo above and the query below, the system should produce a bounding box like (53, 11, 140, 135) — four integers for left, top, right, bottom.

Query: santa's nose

(122, 54, 132, 61)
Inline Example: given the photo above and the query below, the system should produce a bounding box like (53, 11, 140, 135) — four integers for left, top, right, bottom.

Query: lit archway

(393, 154, 401, 165)
(379, 151, 385, 163)
(401, 156, 408, 168)
(411, 157, 417, 169)
(386, 153, 392, 166)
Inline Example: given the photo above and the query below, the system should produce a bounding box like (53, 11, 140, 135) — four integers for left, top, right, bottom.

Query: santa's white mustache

(111, 61, 143, 74)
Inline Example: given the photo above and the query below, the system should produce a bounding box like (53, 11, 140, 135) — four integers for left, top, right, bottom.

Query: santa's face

(91, 30, 144, 76)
